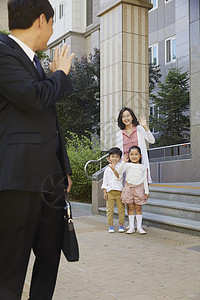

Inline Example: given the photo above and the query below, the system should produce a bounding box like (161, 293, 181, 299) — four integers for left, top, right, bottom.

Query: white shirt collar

(9, 34, 36, 62)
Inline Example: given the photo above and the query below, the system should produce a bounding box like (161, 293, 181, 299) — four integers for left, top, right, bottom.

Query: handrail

(149, 142, 190, 158)
(84, 153, 108, 180)
(149, 142, 190, 151)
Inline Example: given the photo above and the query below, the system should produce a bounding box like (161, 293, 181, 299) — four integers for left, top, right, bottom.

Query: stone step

(98, 206, 200, 236)
(143, 198, 200, 221)
(142, 212, 200, 236)
(149, 184, 200, 204)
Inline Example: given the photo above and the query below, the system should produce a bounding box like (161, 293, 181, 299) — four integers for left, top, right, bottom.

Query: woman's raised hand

(139, 115, 149, 132)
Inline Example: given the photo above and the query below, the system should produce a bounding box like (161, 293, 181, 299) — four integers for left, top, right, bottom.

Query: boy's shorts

(121, 182, 147, 205)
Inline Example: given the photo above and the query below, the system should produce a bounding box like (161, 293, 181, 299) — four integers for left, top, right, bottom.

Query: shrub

(65, 132, 106, 203)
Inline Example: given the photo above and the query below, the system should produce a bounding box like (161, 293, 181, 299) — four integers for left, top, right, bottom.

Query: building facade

(47, 0, 191, 139)
(149, 0, 189, 76)
(47, 0, 190, 83)
(46, 0, 100, 60)
(1, 0, 191, 87)
(0, 0, 9, 32)
(148, 0, 190, 137)
(189, 0, 200, 181)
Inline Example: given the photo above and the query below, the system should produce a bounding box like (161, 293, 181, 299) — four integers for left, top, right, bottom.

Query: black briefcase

(62, 196, 79, 262)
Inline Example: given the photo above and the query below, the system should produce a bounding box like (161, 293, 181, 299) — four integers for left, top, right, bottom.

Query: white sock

(128, 215, 135, 229)
(136, 215, 146, 234)
(136, 215, 142, 230)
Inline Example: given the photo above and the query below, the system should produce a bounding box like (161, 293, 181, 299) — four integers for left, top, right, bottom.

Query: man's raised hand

(50, 44, 75, 75)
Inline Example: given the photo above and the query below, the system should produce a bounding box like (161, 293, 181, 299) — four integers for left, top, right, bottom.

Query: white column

(99, 0, 152, 150)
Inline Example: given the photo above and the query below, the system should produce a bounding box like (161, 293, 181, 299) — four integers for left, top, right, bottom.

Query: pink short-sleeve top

(122, 126, 138, 155)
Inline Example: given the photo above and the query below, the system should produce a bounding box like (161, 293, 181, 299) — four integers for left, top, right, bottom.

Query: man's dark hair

(108, 147, 122, 158)
(8, 0, 54, 30)
(117, 107, 139, 130)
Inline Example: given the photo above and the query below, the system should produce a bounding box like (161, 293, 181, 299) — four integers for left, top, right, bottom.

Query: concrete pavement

(22, 209, 200, 300)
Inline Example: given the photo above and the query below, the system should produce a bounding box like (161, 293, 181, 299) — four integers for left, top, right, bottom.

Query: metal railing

(84, 153, 108, 180)
(149, 142, 190, 159)
(84, 142, 191, 180)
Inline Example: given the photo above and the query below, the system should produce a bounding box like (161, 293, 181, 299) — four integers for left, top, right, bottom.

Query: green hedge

(65, 132, 106, 203)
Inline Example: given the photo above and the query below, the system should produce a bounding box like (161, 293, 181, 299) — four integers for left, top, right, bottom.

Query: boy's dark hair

(108, 147, 122, 158)
(8, 0, 54, 30)
(128, 145, 142, 164)
(117, 107, 139, 130)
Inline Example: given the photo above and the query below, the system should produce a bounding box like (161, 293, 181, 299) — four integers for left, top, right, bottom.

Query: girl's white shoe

(136, 228, 146, 234)
(126, 228, 135, 234)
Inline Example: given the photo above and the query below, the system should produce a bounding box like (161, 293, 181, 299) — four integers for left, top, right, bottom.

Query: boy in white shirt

(101, 147, 125, 233)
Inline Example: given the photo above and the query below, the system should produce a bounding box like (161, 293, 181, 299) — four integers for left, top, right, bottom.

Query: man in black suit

(0, 1, 75, 299)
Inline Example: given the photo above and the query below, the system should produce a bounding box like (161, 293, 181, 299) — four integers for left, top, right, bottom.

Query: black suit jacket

(0, 33, 72, 192)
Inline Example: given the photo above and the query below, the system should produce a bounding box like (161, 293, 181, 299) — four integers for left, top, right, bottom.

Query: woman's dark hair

(128, 145, 142, 164)
(108, 147, 122, 158)
(117, 107, 139, 130)
(8, 0, 54, 30)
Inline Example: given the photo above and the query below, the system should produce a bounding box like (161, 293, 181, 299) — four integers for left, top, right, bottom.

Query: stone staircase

(99, 183, 200, 236)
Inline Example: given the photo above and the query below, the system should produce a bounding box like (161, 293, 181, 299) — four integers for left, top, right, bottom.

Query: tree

(150, 67, 190, 146)
(149, 63, 162, 94)
(56, 48, 100, 139)
(36, 50, 47, 60)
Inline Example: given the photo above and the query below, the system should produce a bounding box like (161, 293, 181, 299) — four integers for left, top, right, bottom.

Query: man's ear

(38, 14, 46, 29)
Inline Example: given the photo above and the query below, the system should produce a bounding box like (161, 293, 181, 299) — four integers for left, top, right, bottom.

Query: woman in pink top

(116, 107, 155, 183)
(116, 107, 155, 230)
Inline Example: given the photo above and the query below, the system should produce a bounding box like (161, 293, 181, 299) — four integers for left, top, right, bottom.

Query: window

(149, 43, 158, 65)
(150, 0, 158, 9)
(59, 3, 64, 19)
(59, 40, 65, 51)
(86, 0, 93, 26)
(50, 41, 65, 60)
(53, 8, 56, 23)
(172, 38, 176, 60)
(165, 37, 176, 64)
(50, 48, 56, 61)
(149, 106, 159, 133)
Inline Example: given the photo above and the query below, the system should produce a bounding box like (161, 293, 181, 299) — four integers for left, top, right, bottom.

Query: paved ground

(22, 210, 200, 300)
